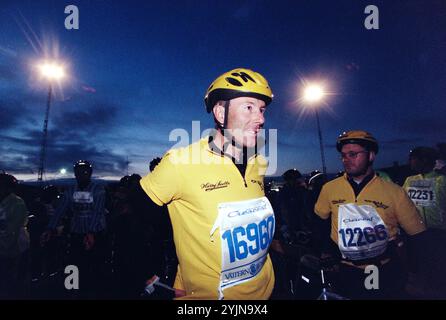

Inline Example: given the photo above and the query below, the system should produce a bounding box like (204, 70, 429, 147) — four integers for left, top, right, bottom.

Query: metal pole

(38, 85, 52, 181)
(315, 108, 327, 175)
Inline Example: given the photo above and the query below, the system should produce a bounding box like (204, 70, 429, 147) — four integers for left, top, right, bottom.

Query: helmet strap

(223, 100, 230, 129)
(214, 100, 230, 131)
(217, 100, 234, 143)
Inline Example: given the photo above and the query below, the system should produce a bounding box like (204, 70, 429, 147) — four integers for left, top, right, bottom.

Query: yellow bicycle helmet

(336, 130, 379, 154)
(204, 68, 273, 113)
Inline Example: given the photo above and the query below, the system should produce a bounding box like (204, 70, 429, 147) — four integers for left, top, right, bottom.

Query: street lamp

(37, 61, 65, 181)
(52, 168, 67, 180)
(303, 83, 327, 176)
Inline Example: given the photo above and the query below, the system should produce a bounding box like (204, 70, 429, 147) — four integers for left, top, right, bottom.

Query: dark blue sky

(1, 0, 445, 180)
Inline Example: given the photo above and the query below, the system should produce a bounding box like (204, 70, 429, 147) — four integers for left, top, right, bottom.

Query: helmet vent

(239, 72, 255, 82)
(230, 72, 256, 83)
(225, 77, 243, 86)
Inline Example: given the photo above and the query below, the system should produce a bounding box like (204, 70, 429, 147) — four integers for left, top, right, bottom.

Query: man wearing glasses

(314, 130, 427, 299)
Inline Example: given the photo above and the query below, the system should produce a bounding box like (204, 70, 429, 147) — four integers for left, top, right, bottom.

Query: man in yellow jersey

(139, 68, 275, 299)
(314, 130, 427, 299)
(403, 146, 446, 298)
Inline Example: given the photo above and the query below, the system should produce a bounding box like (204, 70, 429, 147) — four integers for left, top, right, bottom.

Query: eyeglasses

(340, 151, 369, 159)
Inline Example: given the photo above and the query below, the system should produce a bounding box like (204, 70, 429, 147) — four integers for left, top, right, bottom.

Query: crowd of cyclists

(1, 68, 445, 300)
(1, 140, 444, 300)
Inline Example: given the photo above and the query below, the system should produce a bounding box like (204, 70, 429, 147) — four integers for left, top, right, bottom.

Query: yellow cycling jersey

(403, 171, 446, 230)
(140, 137, 275, 300)
(315, 174, 426, 245)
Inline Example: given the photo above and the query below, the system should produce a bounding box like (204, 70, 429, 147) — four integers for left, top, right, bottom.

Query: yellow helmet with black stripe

(336, 130, 379, 154)
(204, 68, 273, 113)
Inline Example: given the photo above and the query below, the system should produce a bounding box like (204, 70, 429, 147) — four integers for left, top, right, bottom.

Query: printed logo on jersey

(364, 199, 389, 210)
(201, 180, 230, 192)
(227, 201, 268, 218)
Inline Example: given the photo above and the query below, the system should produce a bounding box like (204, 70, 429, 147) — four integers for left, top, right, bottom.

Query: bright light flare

(59, 168, 67, 175)
(38, 62, 65, 80)
(303, 84, 325, 103)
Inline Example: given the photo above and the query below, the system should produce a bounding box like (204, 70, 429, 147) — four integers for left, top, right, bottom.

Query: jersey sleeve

(314, 185, 331, 219)
(139, 152, 182, 206)
(394, 186, 426, 235)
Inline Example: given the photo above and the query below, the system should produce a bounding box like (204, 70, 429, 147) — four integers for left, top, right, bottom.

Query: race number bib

(210, 197, 275, 299)
(73, 191, 93, 203)
(72, 191, 94, 213)
(407, 179, 436, 207)
(338, 204, 389, 261)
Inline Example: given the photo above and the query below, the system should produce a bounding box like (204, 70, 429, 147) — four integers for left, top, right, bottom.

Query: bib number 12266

(339, 224, 387, 247)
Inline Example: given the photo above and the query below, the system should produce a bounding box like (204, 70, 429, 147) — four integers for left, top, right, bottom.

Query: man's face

(341, 144, 372, 177)
(226, 97, 266, 148)
(74, 166, 92, 184)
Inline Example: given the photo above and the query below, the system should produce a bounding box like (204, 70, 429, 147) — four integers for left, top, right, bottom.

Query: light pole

(37, 62, 65, 181)
(303, 84, 327, 175)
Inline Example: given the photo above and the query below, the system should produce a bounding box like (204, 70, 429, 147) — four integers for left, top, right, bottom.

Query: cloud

(36, 143, 128, 176)
(1, 122, 129, 177)
(0, 46, 17, 58)
(0, 99, 28, 130)
(0, 98, 136, 177)
(0, 155, 34, 174)
(81, 85, 96, 93)
(1, 137, 128, 176)
(0, 133, 37, 148)
(54, 102, 118, 133)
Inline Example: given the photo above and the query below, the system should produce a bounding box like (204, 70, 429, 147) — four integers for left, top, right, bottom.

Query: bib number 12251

(408, 189, 434, 201)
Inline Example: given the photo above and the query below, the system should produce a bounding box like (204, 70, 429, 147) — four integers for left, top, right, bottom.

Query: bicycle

(298, 254, 349, 300)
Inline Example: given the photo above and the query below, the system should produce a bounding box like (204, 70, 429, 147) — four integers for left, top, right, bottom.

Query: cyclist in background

(314, 130, 427, 299)
(403, 146, 446, 297)
(41, 160, 108, 297)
